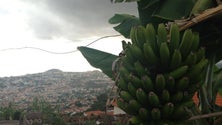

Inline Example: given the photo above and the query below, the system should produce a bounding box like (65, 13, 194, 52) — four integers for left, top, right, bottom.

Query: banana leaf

(78, 46, 118, 78)
(153, 0, 195, 20)
(109, 14, 140, 38)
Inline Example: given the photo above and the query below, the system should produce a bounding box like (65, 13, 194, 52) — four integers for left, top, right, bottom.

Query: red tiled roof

(85, 110, 105, 116)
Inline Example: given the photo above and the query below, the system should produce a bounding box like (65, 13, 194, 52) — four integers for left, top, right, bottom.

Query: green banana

(196, 47, 206, 62)
(170, 49, 182, 69)
(171, 91, 184, 103)
(117, 77, 128, 91)
(155, 74, 166, 92)
(160, 42, 170, 67)
(134, 61, 147, 76)
(120, 91, 134, 102)
(128, 99, 141, 113)
(122, 57, 134, 72)
(188, 59, 208, 79)
(130, 27, 137, 45)
(148, 91, 160, 107)
(161, 89, 170, 103)
(151, 108, 161, 120)
(166, 76, 175, 91)
(176, 77, 190, 91)
(184, 52, 197, 66)
(129, 44, 144, 62)
(146, 23, 158, 53)
(134, 26, 147, 49)
(128, 82, 137, 97)
(119, 66, 130, 80)
(169, 23, 180, 52)
(130, 74, 143, 88)
(141, 75, 154, 92)
(136, 88, 148, 104)
(179, 29, 193, 58)
(157, 23, 168, 48)
(162, 102, 174, 118)
(125, 48, 135, 64)
(143, 43, 159, 65)
(139, 108, 150, 120)
(129, 116, 142, 125)
(190, 32, 200, 52)
(167, 65, 189, 79)
(172, 105, 191, 121)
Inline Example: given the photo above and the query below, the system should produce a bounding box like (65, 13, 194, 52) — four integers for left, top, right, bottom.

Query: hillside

(0, 69, 114, 114)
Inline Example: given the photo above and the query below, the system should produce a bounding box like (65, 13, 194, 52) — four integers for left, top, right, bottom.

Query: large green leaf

(153, 0, 195, 20)
(109, 14, 140, 38)
(78, 46, 118, 78)
(137, 0, 162, 26)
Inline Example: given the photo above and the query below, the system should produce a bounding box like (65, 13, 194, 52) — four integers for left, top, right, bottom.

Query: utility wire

(0, 34, 122, 55)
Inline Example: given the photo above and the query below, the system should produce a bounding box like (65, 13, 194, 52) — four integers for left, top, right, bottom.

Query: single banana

(117, 77, 128, 91)
(143, 43, 159, 65)
(120, 91, 134, 102)
(136, 88, 148, 104)
(151, 108, 161, 120)
(125, 48, 135, 64)
(139, 108, 150, 120)
(134, 61, 147, 76)
(129, 116, 142, 125)
(157, 23, 168, 48)
(130, 26, 137, 45)
(179, 29, 193, 59)
(188, 59, 208, 79)
(169, 23, 180, 52)
(130, 74, 143, 88)
(128, 82, 137, 97)
(161, 89, 170, 103)
(167, 65, 189, 79)
(135, 25, 147, 49)
(172, 105, 191, 121)
(148, 91, 160, 107)
(146, 23, 158, 53)
(162, 102, 174, 118)
(171, 91, 184, 103)
(166, 76, 175, 91)
(160, 42, 170, 67)
(190, 32, 200, 52)
(129, 44, 144, 62)
(141, 75, 154, 92)
(176, 77, 190, 91)
(155, 74, 166, 92)
(196, 47, 206, 62)
(184, 52, 197, 66)
(128, 99, 141, 113)
(170, 49, 182, 69)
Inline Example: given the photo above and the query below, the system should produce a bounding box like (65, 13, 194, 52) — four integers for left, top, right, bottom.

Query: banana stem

(206, 56, 215, 105)
(199, 86, 211, 114)
(189, 111, 222, 121)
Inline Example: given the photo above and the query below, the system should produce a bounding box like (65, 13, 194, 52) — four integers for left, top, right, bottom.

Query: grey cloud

(23, 0, 137, 40)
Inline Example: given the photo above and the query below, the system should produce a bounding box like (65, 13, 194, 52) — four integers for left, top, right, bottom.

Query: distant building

(106, 98, 125, 115)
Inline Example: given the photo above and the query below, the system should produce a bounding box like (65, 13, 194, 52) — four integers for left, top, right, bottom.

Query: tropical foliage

(79, 0, 222, 124)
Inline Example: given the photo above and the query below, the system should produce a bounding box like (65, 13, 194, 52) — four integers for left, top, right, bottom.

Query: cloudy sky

(0, 0, 137, 77)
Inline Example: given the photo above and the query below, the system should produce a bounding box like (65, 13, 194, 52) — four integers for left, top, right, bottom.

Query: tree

(79, 1, 222, 124)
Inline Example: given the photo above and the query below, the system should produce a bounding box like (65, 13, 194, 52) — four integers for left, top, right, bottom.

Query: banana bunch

(116, 23, 208, 125)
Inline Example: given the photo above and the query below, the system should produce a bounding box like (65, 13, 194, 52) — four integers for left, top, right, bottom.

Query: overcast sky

(0, 0, 137, 77)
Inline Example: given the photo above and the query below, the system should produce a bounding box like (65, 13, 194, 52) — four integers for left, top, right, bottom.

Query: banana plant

(78, 0, 222, 124)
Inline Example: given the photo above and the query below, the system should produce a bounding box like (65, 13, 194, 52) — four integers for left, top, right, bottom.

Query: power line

(0, 34, 122, 55)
